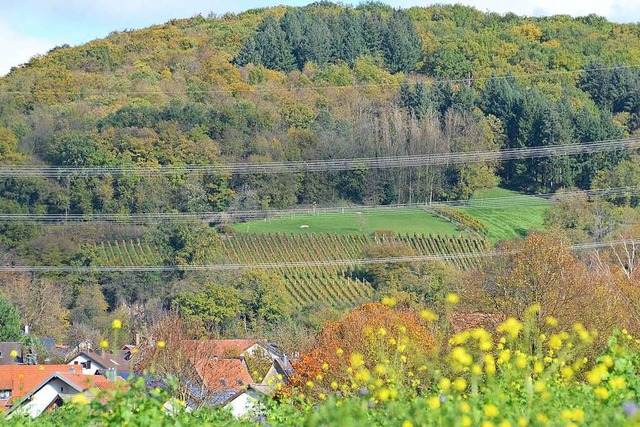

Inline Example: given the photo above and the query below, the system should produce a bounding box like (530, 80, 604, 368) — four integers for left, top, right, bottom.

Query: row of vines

(93, 232, 489, 308)
(94, 239, 162, 265)
(222, 232, 490, 270)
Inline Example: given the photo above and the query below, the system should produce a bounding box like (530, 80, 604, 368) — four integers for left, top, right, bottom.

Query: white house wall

(68, 355, 104, 375)
(12, 379, 80, 418)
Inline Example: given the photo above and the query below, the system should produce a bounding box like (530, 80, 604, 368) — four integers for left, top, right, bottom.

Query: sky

(1, 0, 640, 76)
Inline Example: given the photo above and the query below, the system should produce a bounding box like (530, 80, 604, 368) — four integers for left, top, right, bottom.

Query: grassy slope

(231, 208, 467, 236)
(232, 188, 550, 243)
(456, 187, 549, 243)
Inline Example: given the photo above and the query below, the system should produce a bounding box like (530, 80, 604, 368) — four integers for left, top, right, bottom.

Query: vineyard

(94, 239, 163, 265)
(95, 232, 490, 308)
(221, 232, 489, 270)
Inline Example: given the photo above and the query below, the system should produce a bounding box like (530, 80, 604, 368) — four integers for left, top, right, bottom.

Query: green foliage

(235, 6, 421, 73)
(172, 283, 243, 332)
(0, 293, 22, 341)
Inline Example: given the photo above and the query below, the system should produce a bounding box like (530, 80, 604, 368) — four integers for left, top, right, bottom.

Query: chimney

(24, 325, 29, 335)
(106, 367, 117, 382)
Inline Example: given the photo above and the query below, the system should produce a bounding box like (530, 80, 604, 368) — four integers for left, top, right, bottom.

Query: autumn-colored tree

(473, 232, 618, 334)
(288, 302, 435, 396)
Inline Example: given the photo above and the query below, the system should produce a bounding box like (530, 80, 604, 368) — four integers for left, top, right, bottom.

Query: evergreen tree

(338, 10, 366, 65)
(233, 36, 260, 67)
(301, 15, 333, 67)
(281, 10, 307, 69)
(382, 10, 422, 73)
(254, 16, 296, 71)
(0, 294, 22, 342)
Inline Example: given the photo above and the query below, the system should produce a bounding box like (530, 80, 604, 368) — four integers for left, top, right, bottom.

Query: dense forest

(0, 2, 640, 350)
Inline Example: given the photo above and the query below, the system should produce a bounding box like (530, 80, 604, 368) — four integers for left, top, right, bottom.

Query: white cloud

(0, 21, 58, 77)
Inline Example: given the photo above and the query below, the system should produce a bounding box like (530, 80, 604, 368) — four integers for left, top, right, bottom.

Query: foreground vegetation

(6, 301, 640, 426)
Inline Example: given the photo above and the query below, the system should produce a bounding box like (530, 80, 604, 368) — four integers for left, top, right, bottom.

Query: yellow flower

(460, 402, 471, 413)
(446, 293, 460, 304)
(479, 339, 493, 351)
(355, 369, 371, 383)
(483, 404, 499, 418)
(157, 340, 166, 349)
(439, 378, 451, 391)
(453, 377, 467, 391)
(548, 335, 562, 350)
(515, 355, 527, 369)
(381, 297, 397, 307)
(377, 388, 390, 401)
(377, 327, 387, 336)
(497, 349, 511, 364)
(319, 393, 326, 400)
(560, 366, 574, 380)
(111, 319, 122, 330)
(322, 362, 329, 371)
(426, 395, 441, 410)
(517, 417, 529, 427)
(336, 348, 344, 356)
(471, 364, 482, 375)
(499, 421, 512, 427)
(482, 422, 495, 427)
(602, 355, 613, 367)
(535, 413, 549, 424)
(586, 364, 608, 385)
(485, 355, 496, 375)
(331, 381, 338, 390)
(534, 361, 544, 374)
(306, 380, 314, 388)
(461, 415, 473, 427)
(420, 309, 439, 321)
(609, 376, 626, 389)
(545, 316, 558, 327)
(594, 387, 609, 400)
(497, 317, 523, 340)
(99, 339, 109, 349)
(71, 393, 90, 405)
(534, 381, 546, 393)
(402, 421, 413, 427)
(9, 350, 18, 359)
(451, 347, 473, 366)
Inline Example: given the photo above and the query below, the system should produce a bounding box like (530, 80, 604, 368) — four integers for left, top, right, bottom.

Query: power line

(1, 64, 639, 96)
(1, 137, 638, 178)
(1, 185, 637, 223)
(0, 238, 636, 273)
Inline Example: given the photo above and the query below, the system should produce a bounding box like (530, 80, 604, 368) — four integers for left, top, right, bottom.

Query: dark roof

(0, 343, 22, 366)
(70, 351, 131, 376)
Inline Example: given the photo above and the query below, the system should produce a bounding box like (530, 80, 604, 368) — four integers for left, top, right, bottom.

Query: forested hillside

(0, 2, 640, 348)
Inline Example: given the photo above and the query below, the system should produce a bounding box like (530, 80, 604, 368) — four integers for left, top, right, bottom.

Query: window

(0, 390, 11, 400)
(60, 386, 64, 392)
(0, 351, 3, 358)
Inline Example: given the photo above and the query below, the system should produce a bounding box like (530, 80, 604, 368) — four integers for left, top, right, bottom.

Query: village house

(6, 370, 119, 418)
(67, 348, 132, 378)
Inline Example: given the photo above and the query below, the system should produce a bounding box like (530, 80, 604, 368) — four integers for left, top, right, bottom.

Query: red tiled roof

(58, 372, 122, 392)
(182, 339, 259, 360)
(0, 365, 81, 411)
(194, 358, 253, 392)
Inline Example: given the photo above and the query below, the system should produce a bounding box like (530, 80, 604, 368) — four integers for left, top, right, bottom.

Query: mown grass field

(231, 188, 549, 242)
(231, 208, 467, 236)
(456, 187, 550, 243)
